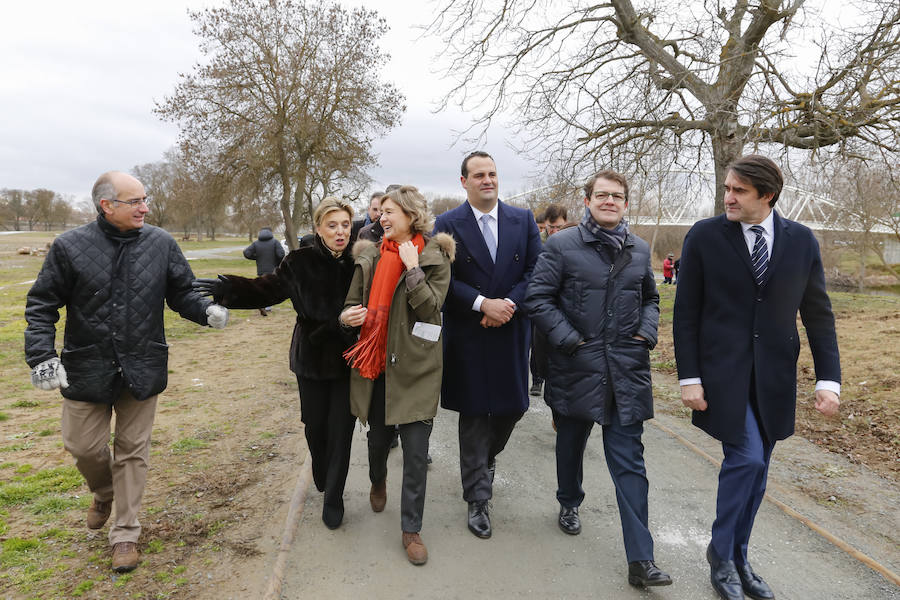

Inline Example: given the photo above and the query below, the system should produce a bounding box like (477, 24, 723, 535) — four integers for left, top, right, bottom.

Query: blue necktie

(481, 214, 497, 262)
(750, 225, 768, 286)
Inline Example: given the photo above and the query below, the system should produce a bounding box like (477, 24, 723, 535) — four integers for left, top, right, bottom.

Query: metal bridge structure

(509, 169, 892, 234)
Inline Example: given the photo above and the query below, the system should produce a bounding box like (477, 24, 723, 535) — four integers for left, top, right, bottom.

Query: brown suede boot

(402, 531, 427, 565)
(111, 542, 140, 572)
(369, 479, 387, 513)
(86, 499, 112, 530)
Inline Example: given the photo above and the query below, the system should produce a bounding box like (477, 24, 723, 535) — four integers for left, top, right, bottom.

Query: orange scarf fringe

(344, 234, 425, 379)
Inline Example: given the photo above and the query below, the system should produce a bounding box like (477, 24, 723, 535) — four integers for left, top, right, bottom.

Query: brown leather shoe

(402, 531, 427, 565)
(370, 479, 387, 513)
(86, 499, 112, 530)
(111, 542, 140, 572)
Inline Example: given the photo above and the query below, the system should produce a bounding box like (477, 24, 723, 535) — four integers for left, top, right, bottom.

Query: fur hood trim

(431, 232, 456, 262)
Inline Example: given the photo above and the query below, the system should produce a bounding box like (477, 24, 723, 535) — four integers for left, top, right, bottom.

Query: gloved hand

(31, 357, 69, 390)
(192, 275, 230, 303)
(206, 304, 229, 329)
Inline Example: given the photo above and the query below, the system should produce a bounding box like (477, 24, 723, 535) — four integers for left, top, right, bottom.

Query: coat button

(607, 310, 613, 316)
(601, 378, 607, 385)
(754, 332, 760, 338)
(756, 297, 762, 302)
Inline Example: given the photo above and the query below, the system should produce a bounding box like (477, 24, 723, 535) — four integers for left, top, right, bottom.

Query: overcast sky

(0, 1, 540, 204)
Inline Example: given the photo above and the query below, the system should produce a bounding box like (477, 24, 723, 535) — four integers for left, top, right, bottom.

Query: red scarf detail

(344, 234, 425, 379)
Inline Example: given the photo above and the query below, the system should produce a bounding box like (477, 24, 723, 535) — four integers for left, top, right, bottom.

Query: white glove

(206, 304, 229, 329)
(31, 357, 69, 390)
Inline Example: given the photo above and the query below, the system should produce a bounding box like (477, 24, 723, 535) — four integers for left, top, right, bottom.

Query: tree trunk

(709, 114, 744, 216)
(278, 152, 298, 251)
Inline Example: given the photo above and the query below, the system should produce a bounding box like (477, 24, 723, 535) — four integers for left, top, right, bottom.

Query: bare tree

(132, 153, 178, 230)
(0, 189, 27, 231)
(156, 0, 404, 250)
(831, 158, 900, 288)
(429, 0, 900, 214)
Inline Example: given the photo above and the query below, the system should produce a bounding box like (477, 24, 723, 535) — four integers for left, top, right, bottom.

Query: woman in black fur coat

(193, 198, 357, 529)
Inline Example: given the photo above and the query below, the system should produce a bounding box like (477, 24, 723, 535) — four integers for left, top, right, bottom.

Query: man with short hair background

(529, 202, 568, 397)
(24, 171, 229, 573)
(673, 154, 840, 600)
(353, 191, 384, 241)
(525, 171, 671, 589)
(434, 151, 542, 539)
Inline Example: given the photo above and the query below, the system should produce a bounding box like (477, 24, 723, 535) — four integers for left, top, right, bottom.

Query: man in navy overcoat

(434, 151, 542, 539)
(673, 155, 841, 600)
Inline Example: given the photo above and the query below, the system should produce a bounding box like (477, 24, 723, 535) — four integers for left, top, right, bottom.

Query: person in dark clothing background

(194, 198, 358, 530)
(243, 227, 286, 315)
(530, 203, 567, 397)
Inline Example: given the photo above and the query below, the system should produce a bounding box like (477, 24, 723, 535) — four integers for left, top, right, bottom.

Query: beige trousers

(61, 392, 157, 546)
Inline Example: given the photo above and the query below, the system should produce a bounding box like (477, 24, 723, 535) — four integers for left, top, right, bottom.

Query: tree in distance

(157, 0, 404, 249)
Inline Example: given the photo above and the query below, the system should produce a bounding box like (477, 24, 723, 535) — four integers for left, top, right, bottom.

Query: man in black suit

(673, 155, 841, 600)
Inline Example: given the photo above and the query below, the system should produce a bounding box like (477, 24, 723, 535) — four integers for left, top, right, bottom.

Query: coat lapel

(457, 203, 495, 275)
(722, 216, 755, 282)
(764, 210, 790, 288)
(493, 201, 518, 266)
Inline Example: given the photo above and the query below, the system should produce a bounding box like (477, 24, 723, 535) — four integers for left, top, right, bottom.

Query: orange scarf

(344, 234, 425, 379)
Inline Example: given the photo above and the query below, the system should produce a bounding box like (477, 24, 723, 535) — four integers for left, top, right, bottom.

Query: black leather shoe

(627, 560, 673, 587)
(558, 505, 581, 535)
(737, 563, 774, 599)
(529, 381, 543, 396)
(322, 500, 344, 530)
(707, 544, 744, 600)
(467, 500, 491, 538)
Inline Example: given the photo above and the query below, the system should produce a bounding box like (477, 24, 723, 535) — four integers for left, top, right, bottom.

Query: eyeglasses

(592, 191, 626, 203)
(107, 196, 151, 207)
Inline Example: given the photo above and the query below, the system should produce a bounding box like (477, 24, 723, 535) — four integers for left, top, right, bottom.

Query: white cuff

(815, 380, 841, 395)
(679, 377, 702, 387)
(472, 295, 486, 312)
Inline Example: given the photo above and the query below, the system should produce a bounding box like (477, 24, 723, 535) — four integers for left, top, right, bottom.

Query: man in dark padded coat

(525, 170, 672, 589)
(24, 171, 229, 573)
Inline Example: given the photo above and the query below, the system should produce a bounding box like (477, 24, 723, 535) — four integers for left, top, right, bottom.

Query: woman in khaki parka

(340, 185, 454, 566)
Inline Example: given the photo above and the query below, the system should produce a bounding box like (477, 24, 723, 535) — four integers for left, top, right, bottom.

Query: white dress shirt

(468, 202, 514, 313)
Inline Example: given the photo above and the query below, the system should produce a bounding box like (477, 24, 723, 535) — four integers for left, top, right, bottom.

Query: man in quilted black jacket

(24, 171, 229, 573)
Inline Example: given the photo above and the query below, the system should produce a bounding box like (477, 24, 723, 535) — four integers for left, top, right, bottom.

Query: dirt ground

(1, 304, 306, 599)
(1, 232, 898, 598)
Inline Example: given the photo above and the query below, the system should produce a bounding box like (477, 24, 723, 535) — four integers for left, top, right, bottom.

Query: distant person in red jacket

(662, 253, 674, 284)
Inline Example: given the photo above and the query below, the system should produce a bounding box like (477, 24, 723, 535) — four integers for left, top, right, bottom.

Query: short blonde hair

(313, 196, 354, 227)
(381, 185, 433, 235)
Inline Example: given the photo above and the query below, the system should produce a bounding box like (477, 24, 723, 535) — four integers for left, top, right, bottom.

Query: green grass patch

(146, 539, 164, 554)
(28, 493, 91, 514)
(0, 465, 84, 507)
(0, 412, 8, 421)
(10, 399, 40, 408)
(170, 437, 208, 454)
(0, 537, 44, 567)
(114, 572, 134, 587)
(14, 463, 33, 474)
(71, 579, 95, 596)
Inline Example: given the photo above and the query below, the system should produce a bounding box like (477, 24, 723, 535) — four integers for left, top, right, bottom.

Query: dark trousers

(458, 412, 523, 502)
(297, 376, 355, 513)
(711, 402, 774, 565)
(367, 376, 433, 532)
(555, 410, 654, 562)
